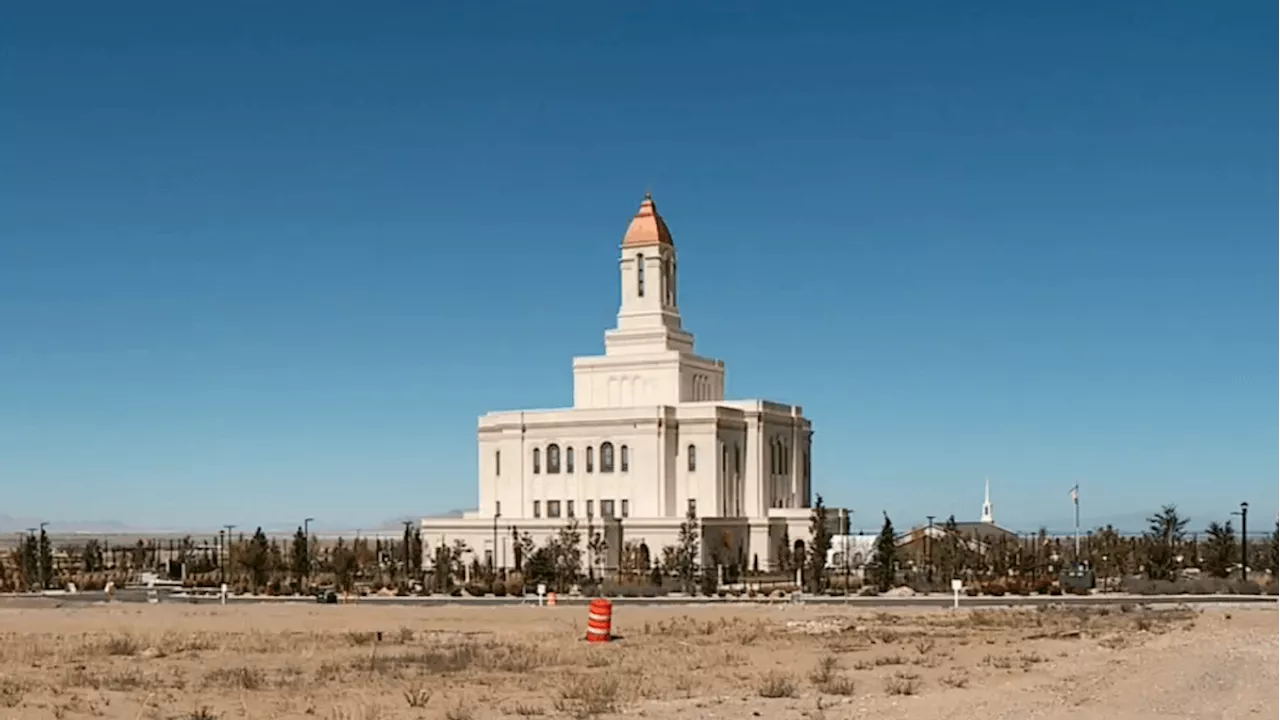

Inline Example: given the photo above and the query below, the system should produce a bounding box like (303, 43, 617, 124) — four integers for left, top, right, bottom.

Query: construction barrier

(586, 598, 613, 643)
(547, 591, 557, 607)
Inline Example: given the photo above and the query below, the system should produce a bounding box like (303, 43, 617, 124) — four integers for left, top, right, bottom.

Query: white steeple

(980, 477, 994, 524)
(570, 192, 726, 409)
(607, 192, 692, 355)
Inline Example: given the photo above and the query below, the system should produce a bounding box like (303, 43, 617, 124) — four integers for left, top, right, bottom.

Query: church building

(421, 193, 835, 573)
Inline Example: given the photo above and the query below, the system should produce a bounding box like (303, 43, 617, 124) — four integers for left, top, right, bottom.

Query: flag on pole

(1070, 485, 1079, 505)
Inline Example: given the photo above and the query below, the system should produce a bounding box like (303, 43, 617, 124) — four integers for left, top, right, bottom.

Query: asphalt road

(5, 589, 1276, 610)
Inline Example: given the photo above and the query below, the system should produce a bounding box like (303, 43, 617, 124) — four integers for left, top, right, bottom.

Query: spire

(981, 477, 994, 524)
(621, 191, 674, 248)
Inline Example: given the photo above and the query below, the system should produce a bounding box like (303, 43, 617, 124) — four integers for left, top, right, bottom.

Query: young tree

(777, 528, 793, 574)
(873, 513, 897, 592)
(291, 527, 310, 587)
(408, 527, 423, 583)
(332, 538, 357, 594)
(240, 527, 271, 592)
(807, 494, 832, 593)
(81, 538, 104, 574)
(1270, 522, 1279, 576)
(548, 519, 584, 591)
(669, 505, 700, 592)
(1201, 521, 1236, 578)
(1145, 505, 1189, 580)
(511, 526, 524, 573)
(20, 535, 37, 591)
(588, 529, 608, 579)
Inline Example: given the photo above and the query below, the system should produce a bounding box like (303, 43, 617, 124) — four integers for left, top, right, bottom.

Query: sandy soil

(0, 600, 1273, 719)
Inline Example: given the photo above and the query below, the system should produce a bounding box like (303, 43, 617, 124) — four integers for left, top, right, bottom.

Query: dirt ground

(0, 600, 1273, 719)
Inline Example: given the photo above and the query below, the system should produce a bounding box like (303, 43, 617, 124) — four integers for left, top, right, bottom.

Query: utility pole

(1070, 485, 1081, 566)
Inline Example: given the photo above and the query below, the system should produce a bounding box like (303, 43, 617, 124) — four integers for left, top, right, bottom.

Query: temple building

(421, 193, 836, 572)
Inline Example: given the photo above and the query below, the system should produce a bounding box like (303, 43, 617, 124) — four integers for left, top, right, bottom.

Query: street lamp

(1232, 502, 1248, 582)
(491, 504, 501, 576)
(925, 515, 935, 585)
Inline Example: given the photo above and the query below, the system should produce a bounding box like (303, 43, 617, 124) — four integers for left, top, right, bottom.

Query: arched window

(565, 446, 575, 473)
(601, 442, 615, 473)
(803, 450, 810, 481)
(547, 444, 561, 474)
(769, 441, 777, 475)
(532, 448, 541, 474)
(586, 446, 594, 472)
(636, 253, 645, 297)
(734, 444, 741, 474)
(687, 444, 697, 472)
(495, 450, 501, 477)
(619, 445, 629, 472)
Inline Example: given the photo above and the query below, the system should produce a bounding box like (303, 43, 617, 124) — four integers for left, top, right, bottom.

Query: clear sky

(1, 1, 1274, 533)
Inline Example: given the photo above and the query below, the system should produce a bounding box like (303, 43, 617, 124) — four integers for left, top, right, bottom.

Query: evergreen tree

(409, 527, 423, 583)
(1145, 505, 1189, 580)
(81, 539, 104, 573)
(806, 494, 832, 593)
(238, 527, 271, 592)
(777, 528, 793, 574)
(511, 526, 524, 572)
(37, 528, 53, 588)
(1201, 521, 1236, 578)
(291, 527, 310, 587)
(1270, 522, 1279, 576)
(873, 513, 897, 592)
(20, 535, 37, 591)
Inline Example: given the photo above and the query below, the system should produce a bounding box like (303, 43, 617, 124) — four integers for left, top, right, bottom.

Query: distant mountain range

(0, 510, 473, 536)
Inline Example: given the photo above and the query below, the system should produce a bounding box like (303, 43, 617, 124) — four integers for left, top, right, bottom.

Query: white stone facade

(422, 194, 834, 573)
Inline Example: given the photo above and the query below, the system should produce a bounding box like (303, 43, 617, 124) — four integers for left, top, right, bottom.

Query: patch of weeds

(817, 675, 856, 696)
(101, 634, 140, 656)
(346, 631, 376, 646)
(445, 703, 473, 720)
(186, 708, 218, 720)
(509, 702, 546, 717)
(757, 671, 798, 699)
(555, 674, 621, 718)
(883, 672, 921, 696)
(0, 678, 26, 708)
(203, 666, 265, 690)
(983, 654, 1014, 670)
(913, 638, 936, 655)
(809, 655, 838, 686)
(403, 683, 432, 708)
(395, 627, 415, 644)
(940, 670, 969, 689)
(873, 654, 906, 666)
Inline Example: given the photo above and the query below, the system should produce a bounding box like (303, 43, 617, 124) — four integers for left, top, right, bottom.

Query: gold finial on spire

(644, 184, 652, 200)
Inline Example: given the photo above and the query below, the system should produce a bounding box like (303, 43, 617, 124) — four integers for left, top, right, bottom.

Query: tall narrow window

(586, 499, 594, 518)
(687, 498, 697, 515)
(547, 500, 561, 519)
(620, 499, 629, 518)
(566, 446, 575, 473)
(636, 253, 645, 297)
(602, 499, 615, 517)
(601, 442, 615, 473)
(533, 500, 541, 518)
(547, 444, 561, 474)
(586, 446, 594, 472)
(495, 450, 501, 476)
(533, 448, 541, 474)
(734, 444, 741, 474)
(619, 445, 629, 472)
(567, 500, 575, 518)
(687, 444, 697, 472)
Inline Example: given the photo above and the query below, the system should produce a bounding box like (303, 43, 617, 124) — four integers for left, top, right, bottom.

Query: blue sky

(0, 1, 1274, 533)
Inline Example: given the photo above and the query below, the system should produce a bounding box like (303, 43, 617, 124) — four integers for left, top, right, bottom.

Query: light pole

(222, 524, 236, 585)
(1232, 502, 1248, 582)
(491, 504, 501, 576)
(925, 515, 935, 585)
(303, 517, 314, 589)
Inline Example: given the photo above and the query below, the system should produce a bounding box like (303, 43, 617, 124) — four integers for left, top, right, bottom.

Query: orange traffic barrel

(547, 591, 557, 607)
(586, 597, 613, 643)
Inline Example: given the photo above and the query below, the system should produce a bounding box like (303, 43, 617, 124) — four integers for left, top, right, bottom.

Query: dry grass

(0, 601, 1267, 719)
